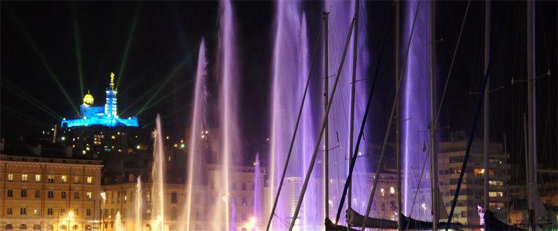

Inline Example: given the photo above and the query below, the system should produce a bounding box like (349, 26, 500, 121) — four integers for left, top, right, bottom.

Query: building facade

(438, 138, 510, 225)
(101, 164, 265, 231)
(0, 154, 103, 231)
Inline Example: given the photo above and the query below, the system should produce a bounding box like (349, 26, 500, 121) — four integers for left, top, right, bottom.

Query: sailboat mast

(483, 0, 491, 214)
(324, 10, 330, 223)
(428, 0, 439, 230)
(395, 0, 402, 230)
(526, 1, 537, 230)
(348, 0, 360, 228)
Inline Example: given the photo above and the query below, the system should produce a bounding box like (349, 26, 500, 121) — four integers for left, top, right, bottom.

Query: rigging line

(435, 0, 472, 126)
(332, 0, 396, 224)
(264, 20, 323, 231)
(444, 14, 499, 231)
(358, 0, 422, 229)
(288, 17, 355, 231)
(405, 148, 430, 231)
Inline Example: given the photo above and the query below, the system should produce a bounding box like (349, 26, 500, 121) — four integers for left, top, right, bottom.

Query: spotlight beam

(134, 81, 191, 115)
(1, 78, 63, 120)
(2, 105, 51, 129)
(116, 4, 142, 89)
(135, 59, 188, 116)
(8, 9, 80, 114)
(71, 2, 85, 98)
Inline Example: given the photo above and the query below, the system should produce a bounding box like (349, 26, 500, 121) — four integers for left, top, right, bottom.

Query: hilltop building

(61, 73, 138, 129)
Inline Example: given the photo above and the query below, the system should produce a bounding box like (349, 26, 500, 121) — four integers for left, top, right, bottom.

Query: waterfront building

(0, 153, 103, 231)
(438, 133, 510, 225)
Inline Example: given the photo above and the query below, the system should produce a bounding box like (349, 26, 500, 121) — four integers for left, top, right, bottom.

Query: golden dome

(83, 90, 94, 105)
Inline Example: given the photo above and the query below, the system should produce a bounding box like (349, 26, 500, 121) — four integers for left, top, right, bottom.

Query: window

(47, 208, 53, 215)
(20, 207, 27, 215)
(242, 197, 247, 206)
(19, 225, 27, 230)
(74, 192, 80, 199)
(33, 209, 40, 215)
(8, 174, 13, 182)
(61, 175, 67, 183)
(5, 224, 13, 230)
(380, 188, 385, 197)
(242, 183, 247, 190)
(7, 208, 13, 215)
(86, 209, 91, 216)
(390, 187, 395, 195)
(74, 176, 80, 184)
(489, 180, 504, 187)
(48, 191, 54, 198)
(48, 175, 54, 183)
(35, 175, 41, 182)
(22, 174, 28, 182)
(87, 192, 92, 200)
(62, 192, 67, 199)
(35, 190, 40, 198)
(489, 191, 504, 197)
(47, 225, 53, 230)
(87, 177, 93, 184)
(7, 190, 13, 197)
(33, 225, 40, 230)
(171, 192, 178, 204)
(21, 189, 27, 198)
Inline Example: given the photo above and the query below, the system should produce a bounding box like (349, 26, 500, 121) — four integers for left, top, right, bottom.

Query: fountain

(135, 177, 143, 231)
(269, 1, 319, 230)
(115, 212, 124, 231)
(324, 0, 371, 221)
(253, 153, 262, 230)
(214, 0, 241, 230)
(152, 115, 166, 231)
(402, 0, 433, 221)
(268, 0, 372, 229)
(184, 39, 208, 231)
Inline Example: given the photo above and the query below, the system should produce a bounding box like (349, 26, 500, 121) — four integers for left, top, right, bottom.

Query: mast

(395, 0, 402, 230)
(483, 0, 491, 214)
(348, 0, 360, 228)
(428, 0, 439, 230)
(324, 10, 330, 223)
(526, 1, 537, 230)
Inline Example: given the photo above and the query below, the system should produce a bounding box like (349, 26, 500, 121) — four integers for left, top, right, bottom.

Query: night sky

(1, 1, 557, 172)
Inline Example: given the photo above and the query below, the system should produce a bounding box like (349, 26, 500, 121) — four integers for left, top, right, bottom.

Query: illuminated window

(390, 187, 395, 195)
(489, 192, 503, 197)
(489, 181, 504, 187)
(61, 175, 67, 183)
(380, 188, 385, 197)
(34, 209, 40, 215)
(21, 174, 28, 182)
(8, 174, 13, 182)
(87, 192, 92, 200)
(87, 177, 93, 184)
(35, 175, 41, 182)
(48, 175, 54, 183)
(74, 176, 80, 184)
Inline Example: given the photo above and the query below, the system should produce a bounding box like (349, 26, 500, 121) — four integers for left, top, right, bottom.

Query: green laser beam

(1, 82, 63, 121)
(116, 3, 141, 89)
(118, 83, 159, 116)
(135, 59, 189, 116)
(8, 9, 80, 115)
(2, 105, 51, 129)
(71, 2, 84, 98)
(135, 81, 191, 115)
(1, 76, 63, 120)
